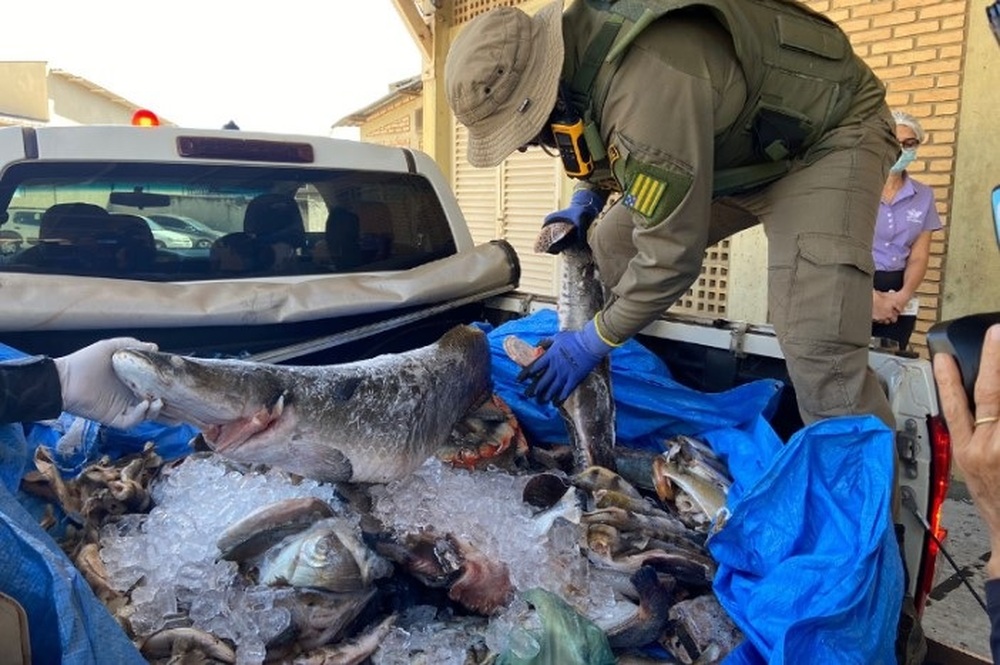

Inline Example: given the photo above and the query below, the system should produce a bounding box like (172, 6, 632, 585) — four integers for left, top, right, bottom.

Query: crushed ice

(99, 455, 341, 664)
(99, 454, 630, 663)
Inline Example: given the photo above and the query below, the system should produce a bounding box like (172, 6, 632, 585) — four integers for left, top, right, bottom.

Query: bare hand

(888, 291, 910, 315)
(872, 291, 901, 324)
(933, 324, 1000, 577)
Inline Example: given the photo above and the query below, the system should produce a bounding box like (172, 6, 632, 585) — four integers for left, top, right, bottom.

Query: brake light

(176, 136, 314, 163)
(914, 414, 952, 615)
(132, 109, 160, 127)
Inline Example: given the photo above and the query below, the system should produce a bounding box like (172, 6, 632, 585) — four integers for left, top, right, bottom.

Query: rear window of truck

(0, 162, 457, 281)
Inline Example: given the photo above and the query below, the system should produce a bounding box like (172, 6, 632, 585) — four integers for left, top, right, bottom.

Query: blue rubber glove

(519, 320, 614, 404)
(543, 189, 608, 235)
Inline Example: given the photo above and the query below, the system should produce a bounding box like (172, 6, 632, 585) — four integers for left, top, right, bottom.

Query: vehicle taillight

(132, 109, 160, 127)
(914, 414, 952, 615)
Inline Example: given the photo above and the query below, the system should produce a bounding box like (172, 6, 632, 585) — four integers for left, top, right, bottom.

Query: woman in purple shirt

(871, 111, 943, 351)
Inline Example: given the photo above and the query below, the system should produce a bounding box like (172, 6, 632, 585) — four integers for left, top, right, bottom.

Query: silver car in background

(141, 216, 194, 249)
(147, 214, 224, 249)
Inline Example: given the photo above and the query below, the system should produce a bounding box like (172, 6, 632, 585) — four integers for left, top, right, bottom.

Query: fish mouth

(112, 348, 287, 449)
(201, 393, 286, 453)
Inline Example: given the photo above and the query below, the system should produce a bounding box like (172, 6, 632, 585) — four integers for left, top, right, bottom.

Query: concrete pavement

(921, 481, 993, 663)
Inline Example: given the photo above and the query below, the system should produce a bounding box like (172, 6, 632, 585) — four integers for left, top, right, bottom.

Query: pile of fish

(22, 223, 746, 663)
(35, 432, 740, 663)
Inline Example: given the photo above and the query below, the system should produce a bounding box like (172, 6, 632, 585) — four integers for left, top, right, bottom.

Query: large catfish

(506, 221, 617, 472)
(111, 325, 492, 484)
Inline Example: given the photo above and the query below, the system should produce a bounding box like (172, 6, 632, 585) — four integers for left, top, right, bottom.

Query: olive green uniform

(565, 3, 897, 426)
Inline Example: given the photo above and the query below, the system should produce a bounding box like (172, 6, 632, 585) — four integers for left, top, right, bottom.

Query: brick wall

(362, 115, 413, 149)
(803, 0, 969, 357)
(359, 96, 422, 150)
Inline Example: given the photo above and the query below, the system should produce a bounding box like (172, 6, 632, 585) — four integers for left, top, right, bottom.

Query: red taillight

(131, 109, 160, 127)
(914, 414, 952, 614)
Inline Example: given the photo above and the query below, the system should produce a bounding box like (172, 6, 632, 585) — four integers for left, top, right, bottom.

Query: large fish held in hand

(111, 325, 492, 484)
(505, 220, 617, 472)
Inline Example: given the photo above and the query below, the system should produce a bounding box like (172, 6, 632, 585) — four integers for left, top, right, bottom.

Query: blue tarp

(0, 423, 146, 664)
(0, 342, 196, 664)
(484, 310, 784, 451)
(486, 311, 903, 664)
(707, 417, 903, 664)
(0, 314, 902, 663)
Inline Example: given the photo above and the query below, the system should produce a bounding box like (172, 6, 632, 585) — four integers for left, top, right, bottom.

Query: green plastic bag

(497, 588, 616, 665)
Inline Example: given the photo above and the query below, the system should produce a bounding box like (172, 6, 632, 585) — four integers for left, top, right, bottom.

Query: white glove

(53, 337, 164, 429)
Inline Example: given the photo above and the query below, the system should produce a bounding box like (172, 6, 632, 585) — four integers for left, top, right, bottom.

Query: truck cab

(0, 125, 519, 361)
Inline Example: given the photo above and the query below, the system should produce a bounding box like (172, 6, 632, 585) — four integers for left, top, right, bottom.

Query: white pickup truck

(0, 123, 969, 661)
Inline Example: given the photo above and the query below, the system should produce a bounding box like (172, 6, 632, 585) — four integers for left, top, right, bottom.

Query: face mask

(890, 148, 917, 173)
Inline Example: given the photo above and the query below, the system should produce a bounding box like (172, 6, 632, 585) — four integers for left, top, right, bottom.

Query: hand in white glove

(53, 337, 164, 429)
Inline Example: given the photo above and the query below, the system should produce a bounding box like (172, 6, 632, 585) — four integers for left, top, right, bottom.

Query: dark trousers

(872, 270, 916, 350)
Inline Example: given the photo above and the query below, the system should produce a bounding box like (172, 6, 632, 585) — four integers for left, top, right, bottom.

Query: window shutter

(453, 125, 561, 298)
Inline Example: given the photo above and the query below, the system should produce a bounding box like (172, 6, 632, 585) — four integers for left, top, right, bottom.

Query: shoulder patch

(623, 172, 667, 218)
(621, 159, 693, 228)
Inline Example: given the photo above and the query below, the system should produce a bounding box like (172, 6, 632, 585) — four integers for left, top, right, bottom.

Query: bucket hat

(445, 1, 564, 168)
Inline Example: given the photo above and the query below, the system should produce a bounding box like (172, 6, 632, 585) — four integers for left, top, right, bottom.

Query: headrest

(108, 214, 157, 250)
(325, 207, 360, 242)
(0, 229, 22, 254)
(243, 193, 305, 247)
(210, 232, 270, 273)
(40, 203, 112, 243)
(352, 201, 393, 235)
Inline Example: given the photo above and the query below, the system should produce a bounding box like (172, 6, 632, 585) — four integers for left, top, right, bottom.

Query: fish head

(112, 349, 287, 430)
(535, 220, 580, 255)
(652, 456, 727, 524)
(260, 518, 391, 592)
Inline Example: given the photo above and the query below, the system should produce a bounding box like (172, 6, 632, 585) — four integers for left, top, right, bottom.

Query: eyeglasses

(899, 138, 920, 150)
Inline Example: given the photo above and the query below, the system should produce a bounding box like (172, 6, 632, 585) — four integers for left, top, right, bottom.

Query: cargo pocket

(786, 233, 875, 347)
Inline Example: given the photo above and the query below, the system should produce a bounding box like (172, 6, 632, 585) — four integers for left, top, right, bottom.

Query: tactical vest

(566, 0, 870, 195)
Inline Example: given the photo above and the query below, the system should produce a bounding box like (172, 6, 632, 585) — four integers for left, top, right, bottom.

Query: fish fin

(447, 537, 513, 615)
(322, 448, 355, 482)
(607, 566, 674, 650)
(502, 335, 546, 368)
